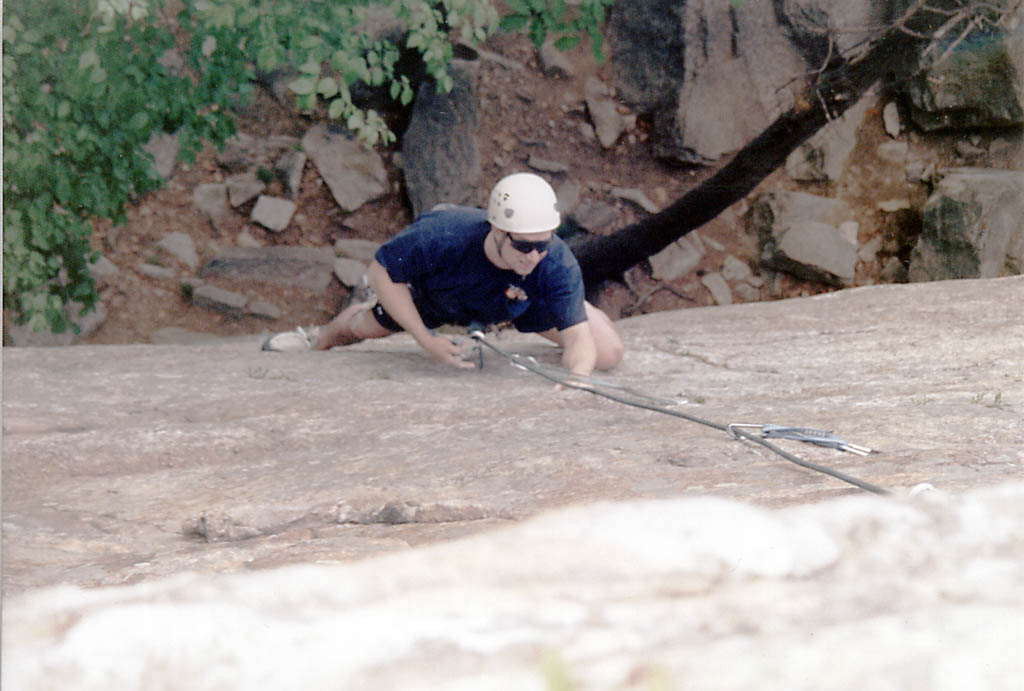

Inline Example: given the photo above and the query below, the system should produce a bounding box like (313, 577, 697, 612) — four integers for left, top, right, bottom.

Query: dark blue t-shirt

(374, 206, 587, 333)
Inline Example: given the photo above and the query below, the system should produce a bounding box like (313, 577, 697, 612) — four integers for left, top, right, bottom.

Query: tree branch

(572, 2, 970, 287)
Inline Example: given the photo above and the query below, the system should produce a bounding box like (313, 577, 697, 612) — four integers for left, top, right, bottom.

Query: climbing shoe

(261, 325, 320, 352)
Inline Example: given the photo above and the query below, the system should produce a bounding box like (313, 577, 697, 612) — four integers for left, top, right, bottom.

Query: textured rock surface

(786, 89, 876, 182)
(909, 168, 1024, 281)
(614, 0, 806, 163)
(4, 481, 1023, 690)
(750, 191, 858, 285)
(301, 124, 388, 212)
(401, 57, 481, 218)
(4, 276, 1023, 687)
(199, 246, 337, 292)
(907, 28, 1024, 131)
(4, 486, 1024, 690)
(4, 276, 1022, 592)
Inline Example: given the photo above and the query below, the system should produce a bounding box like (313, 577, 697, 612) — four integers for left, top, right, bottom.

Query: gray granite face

(4, 275, 1022, 585)
(3, 275, 1023, 687)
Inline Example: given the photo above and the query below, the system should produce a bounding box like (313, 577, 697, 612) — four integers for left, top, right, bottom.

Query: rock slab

(4, 484, 1023, 689)
(3, 275, 1022, 597)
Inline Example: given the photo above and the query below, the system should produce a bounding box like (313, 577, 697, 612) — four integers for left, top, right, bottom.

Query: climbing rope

(467, 329, 890, 496)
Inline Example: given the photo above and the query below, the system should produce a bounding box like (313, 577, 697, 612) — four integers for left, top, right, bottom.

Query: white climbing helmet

(487, 172, 560, 234)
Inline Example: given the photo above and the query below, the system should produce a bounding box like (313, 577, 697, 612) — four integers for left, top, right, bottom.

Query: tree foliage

(3, 0, 245, 333)
(500, 0, 613, 60)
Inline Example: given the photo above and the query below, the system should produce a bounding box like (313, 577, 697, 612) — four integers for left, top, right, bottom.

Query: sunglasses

(506, 234, 552, 255)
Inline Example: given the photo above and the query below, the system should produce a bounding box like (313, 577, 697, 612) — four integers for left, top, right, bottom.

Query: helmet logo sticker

(504, 208, 514, 218)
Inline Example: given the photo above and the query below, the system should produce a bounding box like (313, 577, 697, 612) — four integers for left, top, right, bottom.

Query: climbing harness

(467, 327, 889, 496)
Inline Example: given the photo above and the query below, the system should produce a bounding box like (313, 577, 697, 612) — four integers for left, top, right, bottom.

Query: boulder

(192, 284, 248, 317)
(555, 179, 582, 216)
(334, 238, 382, 263)
(786, 89, 875, 182)
(136, 262, 176, 280)
(155, 231, 200, 272)
(192, 183, 229, 230)
(611, 0, 1021, 165)
(649, 232, 707, 281)
(608, 1, 689, 113)
(569, 200, 620, 235)
(774, 0, 880, 62)
(251, 195, 297, 232)
(611, 187, 660, 213)
(334, 257, 367, 287)
(612, 0, 807, 163)
(909, 168, 1024, 281)
(750, 191, 858, 286)
(302, 125, 388, 212)
(88, 255, 120, 281)
(141, 131, 180, 180)
(721, 255, 760, 286)
(584, 77, 626, 149)
(701, 271, 733, 305)
(877, 140, 910, 164)
(275, 149, 307, 198)
(672, 0, 807, 162)
(538, 38, 575, 78)
(401, 57, 481, 218)
(218, 133, 300, 173)
(906, 29, 1024, 131)
(225, 173, 266, 208)
(883, 101, 902, 137)
(246, 299, 282, 321)
(199, 246, 337, 293)
(527, 155, 569, 174)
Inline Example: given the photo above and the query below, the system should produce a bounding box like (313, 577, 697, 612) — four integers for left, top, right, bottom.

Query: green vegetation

(3, 0, 245, 332)
(3, 0, 613, 334)
(500, 0, 613, 60)
(970, 391, 1008, 409)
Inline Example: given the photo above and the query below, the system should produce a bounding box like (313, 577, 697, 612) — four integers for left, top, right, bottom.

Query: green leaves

(288, 76, 317, 95)
(496, 0, 613, 61)
(3, 0, 239, 333)
(500, 14, 529, 31)
(317, 76, 339, 98)
(78, 50, 100, 70)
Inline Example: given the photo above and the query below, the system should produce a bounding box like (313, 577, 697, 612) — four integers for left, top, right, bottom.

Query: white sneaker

(261, 326, 320, 352)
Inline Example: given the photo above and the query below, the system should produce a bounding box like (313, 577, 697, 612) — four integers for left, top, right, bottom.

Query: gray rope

(469, 331, 890, 496)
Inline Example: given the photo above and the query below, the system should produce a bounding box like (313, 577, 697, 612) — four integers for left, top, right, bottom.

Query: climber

(261, 172, 624, 376)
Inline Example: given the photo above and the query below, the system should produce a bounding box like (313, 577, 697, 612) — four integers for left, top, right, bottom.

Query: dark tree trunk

(573, 14, 933, 289)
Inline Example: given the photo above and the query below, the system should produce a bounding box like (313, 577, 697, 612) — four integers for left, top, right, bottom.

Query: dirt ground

(63, 29, 835, 346)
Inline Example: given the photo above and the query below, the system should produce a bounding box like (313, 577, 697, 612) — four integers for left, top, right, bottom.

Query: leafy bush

(500, 0, 614, 60)
(184, 0, 502, 146)
(3, 0, 244, 333)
